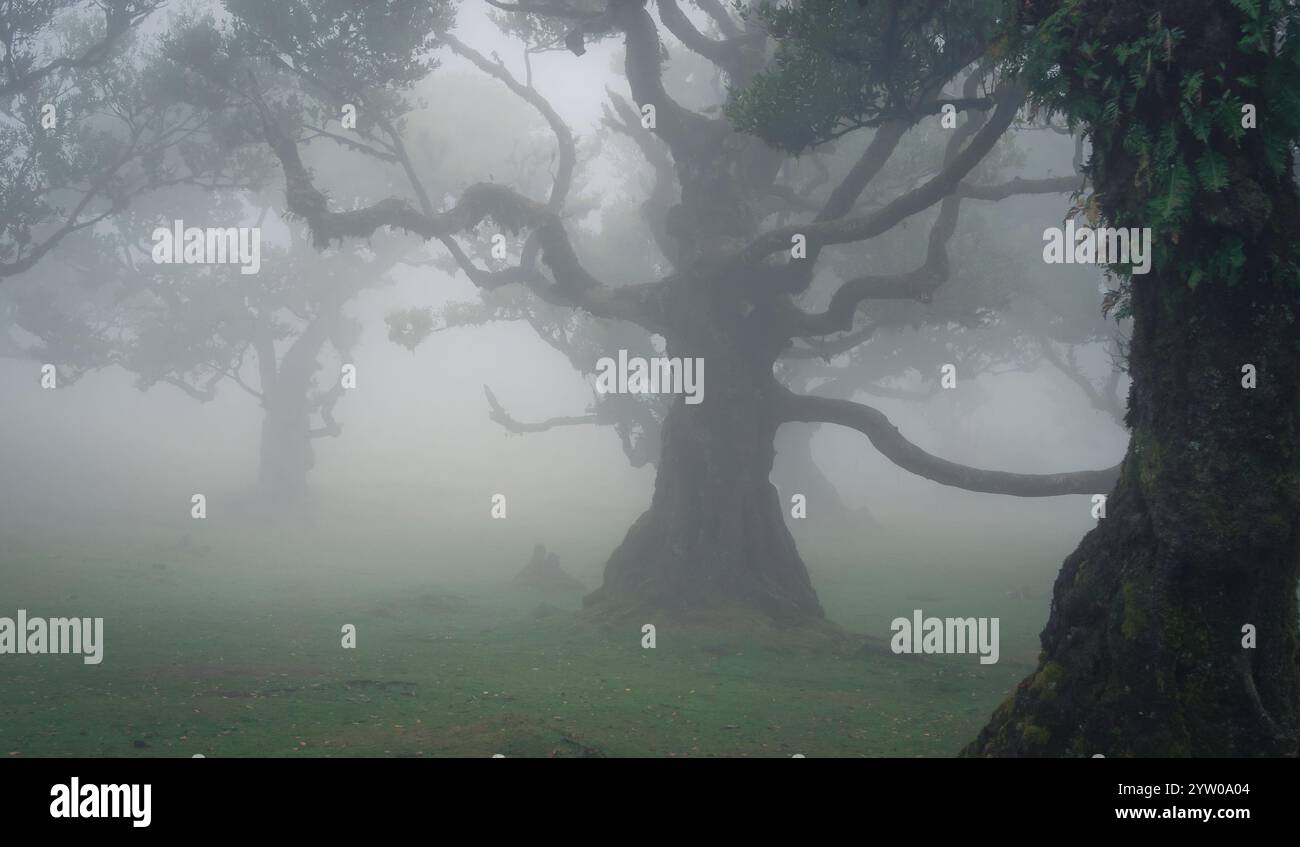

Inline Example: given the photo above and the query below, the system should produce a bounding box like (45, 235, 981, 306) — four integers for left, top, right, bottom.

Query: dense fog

(0, 0, 1158, 760)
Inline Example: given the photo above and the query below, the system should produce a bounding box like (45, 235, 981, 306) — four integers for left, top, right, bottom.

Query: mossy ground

(0, 520, 1083, 757)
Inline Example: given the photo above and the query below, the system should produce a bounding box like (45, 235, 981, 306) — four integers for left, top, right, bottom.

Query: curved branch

(789, 73, 992, 336)
(156, 372, 224, 404)
(610, 0, 721, 163)
(817, 119, 912, 221)
(442, 33, 575, 211)
(299, 124, 398, 162)
(793, 172, 1083, 336)
(791, 84, 1075, 339)
(441, 32, 581, 286)
(656, 0, 757, 77)
(246, 75, 658, 328)
(1039, 338, 1126, 425)
(693, 0, 741, 38)
(738, 81, 1026, 264)
(782, 391, 1121, 497)
(603, 90, 677, 263)
(221, 346, 263, 401)
(764, 67, 992, 297)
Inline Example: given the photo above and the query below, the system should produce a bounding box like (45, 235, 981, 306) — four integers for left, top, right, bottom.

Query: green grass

(0, 521, 1082, 757)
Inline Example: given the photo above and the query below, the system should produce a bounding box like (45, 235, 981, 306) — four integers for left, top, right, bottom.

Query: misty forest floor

(0, 523, 1080, 757)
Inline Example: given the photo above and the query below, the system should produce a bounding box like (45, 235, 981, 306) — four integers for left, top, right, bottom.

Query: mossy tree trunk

(584, 294, 825, 622)
(968, 255, 1300, 756)
(967, 0, 1300, 756)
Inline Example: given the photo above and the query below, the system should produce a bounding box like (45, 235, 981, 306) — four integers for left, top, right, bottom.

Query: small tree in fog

(0, 1, 231, 279)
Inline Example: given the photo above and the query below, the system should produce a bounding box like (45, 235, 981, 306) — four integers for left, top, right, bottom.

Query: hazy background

(0, 0, 1128, 578)
(0, 0, 1133, 757)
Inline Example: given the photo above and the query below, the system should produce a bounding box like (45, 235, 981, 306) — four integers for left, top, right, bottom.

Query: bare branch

(791, 173, 1083, 336)
(602, 89, 677, 262)
(693, 0, 741, 38)
(786, 78, 1079, 340)
(610, 0, 721, 162)
(299, 124, 399, 162)
(817, 120, 912, 221)
(656, 0, 759, 78)
(442, 33, 575, 210)
(222, 347, 264, 401)
(156, 372, 224, 404)
(484, 384, 601, 432)
(245, 73, 659, 328)
(1039, 337, 1126, 425)
(738, 81, 1027, 264)
(782, 390, 1121, 497)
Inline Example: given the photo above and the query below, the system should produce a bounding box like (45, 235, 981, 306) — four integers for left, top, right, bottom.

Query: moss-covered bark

(967, 275, 1300, 755)
(967, 0, 1300, 755)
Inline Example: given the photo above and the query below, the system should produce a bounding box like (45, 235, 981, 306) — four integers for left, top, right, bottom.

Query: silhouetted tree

(172, 0, 1119, 621)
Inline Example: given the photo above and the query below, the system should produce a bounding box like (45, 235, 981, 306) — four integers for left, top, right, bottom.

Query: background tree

(0, 193, 411, 509)
(0, 1, 246, 279)
(173, 0, 1122, 622)
(441, 73, 1124, 534)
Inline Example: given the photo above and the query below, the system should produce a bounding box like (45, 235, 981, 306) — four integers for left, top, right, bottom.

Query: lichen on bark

(966, 0, 1300, 756)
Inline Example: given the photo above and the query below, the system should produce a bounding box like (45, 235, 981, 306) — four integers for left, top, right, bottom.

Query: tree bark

(967, 0, 1300, 756)
(584, 345, 823, 622)
(966, 256, 1300, 756)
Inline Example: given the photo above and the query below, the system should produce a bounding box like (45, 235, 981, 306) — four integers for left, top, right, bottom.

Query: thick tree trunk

(966, 268, 1300, 756)
(967, 0, 1300, 755)
(585, 361, 823, 622)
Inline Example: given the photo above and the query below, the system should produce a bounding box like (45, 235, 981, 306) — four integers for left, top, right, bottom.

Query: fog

(0, 0, 1134, 758)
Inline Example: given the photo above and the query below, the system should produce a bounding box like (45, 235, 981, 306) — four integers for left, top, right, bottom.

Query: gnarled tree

(181, 0, 1120, 621)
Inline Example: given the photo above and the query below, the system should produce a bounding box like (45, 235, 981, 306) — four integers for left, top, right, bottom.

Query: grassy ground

(0, 521, 1081, 757)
